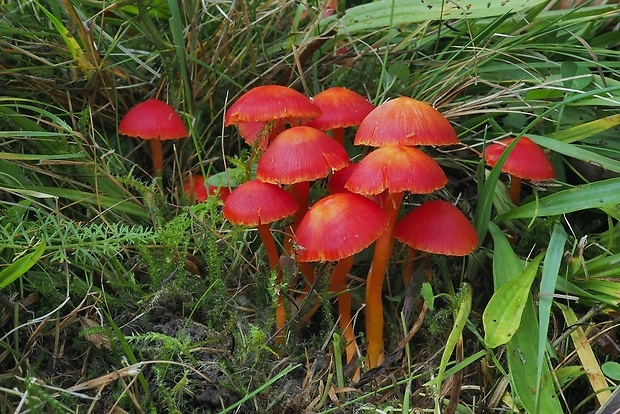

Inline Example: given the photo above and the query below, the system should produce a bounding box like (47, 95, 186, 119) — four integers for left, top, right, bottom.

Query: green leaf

(602, 361, 620, 381)
(340, 0, 548, 34)
(0, 239, 46, 290)
(536, 223, 567, 406)
(498, 177, 620, 221)
(484, 253, 544, 348)
(528, 134, 620, 174)
(488, 223, 563, 413)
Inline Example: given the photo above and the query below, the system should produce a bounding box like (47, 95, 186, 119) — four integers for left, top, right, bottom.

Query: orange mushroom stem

(223, 180, 298, 344)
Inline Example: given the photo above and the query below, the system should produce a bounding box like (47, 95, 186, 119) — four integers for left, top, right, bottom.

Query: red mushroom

(257, 125, 350, 234)
(345, 145, 447, 368)
(183, 174, 230, 203)
(483, 136, 556, 204)
(294, 193, 388, 379)
(354, 96, 458, 147)
(223, 180, 298, 344)
(119, 99, 188, 177)
(307, 87, 375, 146)
(224, 85, 322, 148)
(257, 125, 350, 296)
(394, 200, 478, 285)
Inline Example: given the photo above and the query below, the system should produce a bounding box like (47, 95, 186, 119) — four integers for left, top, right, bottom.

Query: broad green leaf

(340, 0, 548, 34)
(484, 253, 544, 348)
(0, 239, 46, 290)
(488, 223, 563, 413)
(602, 362, 620, 382)
(498, 177, 620, 220)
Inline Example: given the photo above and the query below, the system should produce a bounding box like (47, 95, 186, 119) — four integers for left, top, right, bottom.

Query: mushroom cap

(354, 96, 458, 147)
(345, 145, 447, 195)
(256, 126, 350, 184)
(183, 175, 230, 203)
(223, 180, 298, 226)
(483, 137, 557, 181)
(237, 121, 274, 150)
(326, 163, 359, 195)
(119, 99, 188, 140)
(294, 193, 389, 262)
(224, 85, 322, 126)
(306, 87, 375, 131)
(393, 200, 479, 256)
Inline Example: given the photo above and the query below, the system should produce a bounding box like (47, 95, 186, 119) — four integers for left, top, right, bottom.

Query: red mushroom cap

(256, 126, 350, 184)
(224, 85, 322, 126)
(294, 193, 389, 262)
(183, 175, 230, 203)
(345, 145, 447, 195)
(223, 180, 298, 226)
(393, 200, 479, 256)
(119, 99, 188, 140)
(354, 96, 458, 147)
(483, 137, 556, 181)
(306, 87, 375, 131)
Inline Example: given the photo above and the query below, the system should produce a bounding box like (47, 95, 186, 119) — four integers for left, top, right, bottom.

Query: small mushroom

(483, 136, 556, 204)
(344, 145, 448, 368)
(394, 200, 478, 285)
(119, 99, 188, 177)
(224, 85, 322, 148)
(307, 87, 375, 146)
(223, 179, 298, 344)
(294, 192, 388, 380)
(183, 174, 230, 203)
(354, 96, 458, 147)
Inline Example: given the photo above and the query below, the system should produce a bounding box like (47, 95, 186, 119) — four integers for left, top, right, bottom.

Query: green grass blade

(498, 177, 620, 220)
(340, 0, 548, 34)
(548, 113, 620, 144)
(536, 222, 567, 409)
(436, 283, 472, 395)
(0, 239, 46, 290)
(488, 223, 563, 413)
(528, 134, 620, 173)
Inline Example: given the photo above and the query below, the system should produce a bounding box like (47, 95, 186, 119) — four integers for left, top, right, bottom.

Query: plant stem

(331, 128, 345, 146)
(365, 191, 403, 368)
(150, 138, 164, 177)
(257, 223, 286, 345)
(329, 255, 358, 381)
(509, 175, 522, 204)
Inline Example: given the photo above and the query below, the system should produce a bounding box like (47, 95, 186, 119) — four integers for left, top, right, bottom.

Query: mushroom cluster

(217, 86, 479, 377)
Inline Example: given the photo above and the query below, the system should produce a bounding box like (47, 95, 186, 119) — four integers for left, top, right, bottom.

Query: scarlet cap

(224, 85, 322, 126)
(484, 137, 556, 181)
(256, 126, 350, 184)
(294, 193, 389, 262)
(393, 200, 478, 256)
(345, 145, 447, 195)
(307, 87, 375, 131)
(223, 180, 298, 226)
(183, 175, 230, 203)
(119, 99, 188, 140)
(354, 96, 458, 147)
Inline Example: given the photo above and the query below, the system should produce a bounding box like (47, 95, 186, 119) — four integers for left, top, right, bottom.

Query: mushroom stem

(365, 191, 403, 368)
(331, 128, 345, 146)
(509, 175, 522, 205)
(256, 223, 286, 345)
(329, 255, 358, 379)
(150, 138, 164, 177)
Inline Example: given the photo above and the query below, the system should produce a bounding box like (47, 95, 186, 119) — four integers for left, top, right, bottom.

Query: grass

(1, 0, 620, 412)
